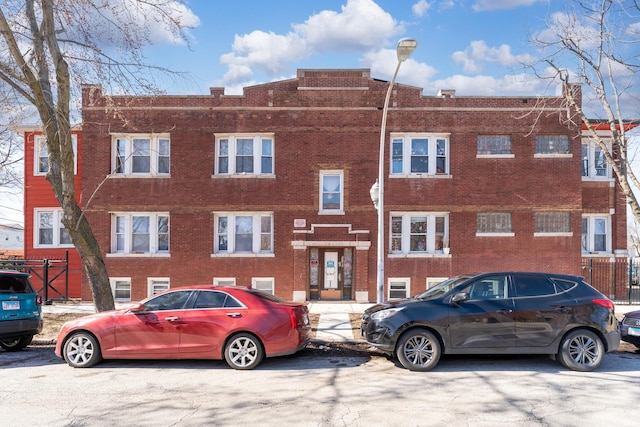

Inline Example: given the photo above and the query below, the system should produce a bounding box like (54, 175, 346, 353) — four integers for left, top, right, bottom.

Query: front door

(309, 248, 354, 301)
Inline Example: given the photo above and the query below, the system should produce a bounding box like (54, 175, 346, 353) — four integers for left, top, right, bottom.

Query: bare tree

(0, 125, 23, 190)
(0, 0, 195, 311)
(530, 0, 640, 226)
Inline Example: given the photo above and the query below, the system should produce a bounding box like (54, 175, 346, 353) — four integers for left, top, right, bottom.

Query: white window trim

(582, 214, 612, 255)
(388, 212, 449, 257)
(34, 135, 78, 176)
(252, 277, 275, 294)
(214, 277, 237, 286)
(388, 278, 410, 300)
(33, 208, 74, 248)
(213, 212, 274, 256)
(214, 133, 275, 177)
(110, 134, 170, 177)
(426, 277, 448, 289)
(319, 170, 344, 215)
(110, 277, 132, 302)
(389, 133, 451, 177)
(108, 212, 170, 257)
(147, 277, 170, 296)
(581, 140, 613, 181)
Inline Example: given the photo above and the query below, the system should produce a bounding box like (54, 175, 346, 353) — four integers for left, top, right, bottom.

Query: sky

(147, 0, 558, 97)
(0, 0, 638, 225)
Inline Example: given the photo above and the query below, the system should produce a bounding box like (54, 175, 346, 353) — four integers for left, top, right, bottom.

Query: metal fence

(581, 257, 640, 305)
(0, 252, 70, 303)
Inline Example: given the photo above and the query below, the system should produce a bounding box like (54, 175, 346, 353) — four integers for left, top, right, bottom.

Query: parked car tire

(395, 329, 441, 372)
(557, 329, 604, 372)
(63, 331, 102, 368)
(0, 335, 33, 351)
(224, 332, 264, 370)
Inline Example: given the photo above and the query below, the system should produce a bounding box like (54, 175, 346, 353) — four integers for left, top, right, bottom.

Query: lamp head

(397, 39, 417, 62)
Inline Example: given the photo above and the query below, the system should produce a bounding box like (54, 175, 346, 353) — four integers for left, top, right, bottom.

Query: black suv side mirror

(451, 292, 470, 304)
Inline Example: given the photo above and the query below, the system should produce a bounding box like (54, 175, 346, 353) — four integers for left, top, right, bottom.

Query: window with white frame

(34, 208, 73, 248)
(112, 134, 170, 176)
(319, 170, 344, 213)
(214, 134, 274, 176)
(391, 133, 450, 176)
(535, 135, 570, 155)
(388, 278, 410, 300)
(34, 135, 78, 175)
(390, 213, 448, 254)
(426, 277, 448, 289)
(148, 278, 170, 296)
(582, 215, 611, 254)
(252, 277, 274, 294)
(477, 213, 513, 235)
(111, 213, 169, 254)
(110, 278, 131, 301)
(214, 278, 236, 286)
(582, 141, 611, 178)
(214, 213, 273, 254)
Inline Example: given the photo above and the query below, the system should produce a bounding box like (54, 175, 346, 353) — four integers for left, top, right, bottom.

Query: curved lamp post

(370, 38, 417, 304)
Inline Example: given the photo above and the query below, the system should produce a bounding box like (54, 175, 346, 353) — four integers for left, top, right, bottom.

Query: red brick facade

(35, 69, 626, 302)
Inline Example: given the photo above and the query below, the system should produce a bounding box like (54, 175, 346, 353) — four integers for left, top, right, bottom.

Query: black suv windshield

(415, 275, 471, 300)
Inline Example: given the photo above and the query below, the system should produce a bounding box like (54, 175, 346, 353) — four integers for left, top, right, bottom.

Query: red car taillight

(593, 298, 615, 312)
(289, 309, 298, 329)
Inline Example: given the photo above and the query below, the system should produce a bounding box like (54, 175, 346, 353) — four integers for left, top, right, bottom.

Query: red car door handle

(164, 316, 180, 322)
(226, 312, 242, 318)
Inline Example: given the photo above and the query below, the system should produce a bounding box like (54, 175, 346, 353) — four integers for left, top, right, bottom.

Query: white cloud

(363, 48, 437, 89)
(219, 0, 401, 87)
(472, 0, 543, 12)
(412, 0, 432, 17)
(452, 40, 536, 74)
(429, 72, 547, 96)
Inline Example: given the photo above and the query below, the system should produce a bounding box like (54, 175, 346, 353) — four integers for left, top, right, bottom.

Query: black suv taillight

(592, 298, 614, 312)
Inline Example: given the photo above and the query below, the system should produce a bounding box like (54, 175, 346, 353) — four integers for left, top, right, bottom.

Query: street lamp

(370, 38, 417, 304)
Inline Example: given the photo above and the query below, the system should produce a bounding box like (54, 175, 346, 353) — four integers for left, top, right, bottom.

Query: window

(512, 275, 556, 297)
(143, 290, 191, 311)
(34, 135, 78, 175)
(582, 142, 611, 178)
(214, 278, 236, 286)
(389, 278, 410, 300)
(112, 134, 170, 176)
(148, 278, 170, 296)
(390, 213, 449, 254)
(535, 212, 571, 234)
(193, 290, 243, 308)
(252, 277, 274, 294)
(110, 278, 131, 301)
(535, 135, 570, 155)
(214, 213, 273, 255)
(582, 215, 610, 254)
(214, 134, 274, 176)
(426, 277, 448, 289)
(391, 133, 450, 176)
(111, 213, 170, 255)
(319, 170, 343, 213)
(477, 135, 512, 155)
(477, 213, 513, 235)
(468, 276, 508, 300)
(34, 209, 73, 248)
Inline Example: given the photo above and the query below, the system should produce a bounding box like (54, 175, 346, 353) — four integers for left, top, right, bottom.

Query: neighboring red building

(20, 128, 84, 299)
(22, 69, 630, 302)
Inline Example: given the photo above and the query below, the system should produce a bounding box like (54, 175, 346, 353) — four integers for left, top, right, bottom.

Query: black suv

(361, 272, 620, 372)
(0, 270, 43, 351)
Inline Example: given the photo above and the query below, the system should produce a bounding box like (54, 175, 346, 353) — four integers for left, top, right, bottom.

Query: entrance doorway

(309, 248, 353, 300)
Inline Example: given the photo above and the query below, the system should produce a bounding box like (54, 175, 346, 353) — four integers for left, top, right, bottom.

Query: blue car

(620, 310, 640, 348)
(0, 270, 43, 351)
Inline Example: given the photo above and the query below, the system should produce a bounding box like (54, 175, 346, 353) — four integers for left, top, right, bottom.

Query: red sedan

(55, 286, 311, 370)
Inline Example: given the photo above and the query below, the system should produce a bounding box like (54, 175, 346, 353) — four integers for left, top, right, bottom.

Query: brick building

(26, 69, 628, 303)
(20, 128, 84, 298)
